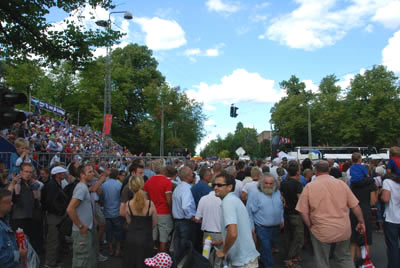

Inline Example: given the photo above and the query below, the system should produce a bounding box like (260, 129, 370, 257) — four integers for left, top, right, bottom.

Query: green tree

(0, 0, 123, 67)
(342, 65, 400, 147)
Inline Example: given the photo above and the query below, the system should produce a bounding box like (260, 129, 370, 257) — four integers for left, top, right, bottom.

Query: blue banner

(30, 97, 66, 116)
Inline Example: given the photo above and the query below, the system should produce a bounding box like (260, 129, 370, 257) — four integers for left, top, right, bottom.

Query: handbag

(57, 215, 73, 236)
(359, 231, 375, 268)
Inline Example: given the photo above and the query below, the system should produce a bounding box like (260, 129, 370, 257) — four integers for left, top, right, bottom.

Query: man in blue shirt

(0, 189, 27, 268)
(172, 166, 196, 260)
(247, 174, 284, 268)
(215, 171, 259, 267)
(191, 166, 212, 208)
(101, 169, 123, 257)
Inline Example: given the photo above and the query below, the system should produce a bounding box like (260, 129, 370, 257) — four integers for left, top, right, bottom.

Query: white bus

(288, 146, 387, 161)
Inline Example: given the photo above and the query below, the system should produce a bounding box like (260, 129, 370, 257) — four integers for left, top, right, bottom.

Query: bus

(287, 146, 387, 161)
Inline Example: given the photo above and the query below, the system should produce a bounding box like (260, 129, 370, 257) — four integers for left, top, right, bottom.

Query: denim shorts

(105, 216, 125, 242)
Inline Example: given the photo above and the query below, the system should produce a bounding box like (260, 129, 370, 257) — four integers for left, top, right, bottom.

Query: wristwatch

(78, 224, 84, 230)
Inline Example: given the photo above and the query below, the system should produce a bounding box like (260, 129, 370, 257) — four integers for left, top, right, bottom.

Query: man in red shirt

(144, 160, 173, 252)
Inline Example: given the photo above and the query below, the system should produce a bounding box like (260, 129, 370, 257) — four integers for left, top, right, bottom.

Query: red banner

(102, 114, 113, 135)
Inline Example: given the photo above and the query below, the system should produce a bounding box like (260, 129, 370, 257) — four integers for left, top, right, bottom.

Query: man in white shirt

(195, 190, 222, 267)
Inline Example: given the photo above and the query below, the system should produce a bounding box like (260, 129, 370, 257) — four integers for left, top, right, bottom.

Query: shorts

(94, 202, 106, 226)
(152, 214, 173, 243)
(72, 228, 98, 268)
(105, 217, 125, 242)
(231, 257, 259, 268)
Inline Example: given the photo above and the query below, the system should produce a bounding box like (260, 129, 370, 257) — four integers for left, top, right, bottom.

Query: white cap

(51, 166, 67, 175)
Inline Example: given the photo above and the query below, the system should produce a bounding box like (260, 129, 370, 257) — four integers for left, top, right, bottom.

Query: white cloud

(251, 14, 268, 23)
(255, 2, 270, 10)
(302, 79, 319, 93)
(204, 120, 217, 126)
(184, 48, 201, 56)
(382, 30, 400, 74)
(185, 69, 283, 107)
(206, 0, 240, 13)
(133, 17, 186, 50)
(336, 74, 354, 91)
(372, 1, 400, 29)
(184, 45, 224, 61)
(205, 48, 219, 56)
(263, 0, 400, 50)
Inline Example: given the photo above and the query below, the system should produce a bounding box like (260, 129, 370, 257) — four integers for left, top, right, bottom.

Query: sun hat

(144, 253, 173, 268)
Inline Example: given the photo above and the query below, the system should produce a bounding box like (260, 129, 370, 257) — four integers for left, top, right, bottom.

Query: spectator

(101, 168, 123, 257)
(144, 160, 173, 253)
(296, 160, 366, 268)
(280, 160, 304, 268)
(172, 166, 196, 260)
(214, 171, 259, 267)
(381, 171, 400, 268)
(0, 189, 28, 268)
(8, 138, 32, 180)
(247, 174, 284, 268)
(41, 166, 69, 268)
(123, 176, 157, 268)
(241, 167, 262, 204)
(67, 165, 99, 268)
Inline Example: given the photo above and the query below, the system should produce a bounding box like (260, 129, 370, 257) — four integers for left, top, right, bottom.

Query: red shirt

(144, 175, 172, 214)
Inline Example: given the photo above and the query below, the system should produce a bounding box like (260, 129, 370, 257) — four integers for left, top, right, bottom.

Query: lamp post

(307, 104, 312, 147)
(96, 11, 132, 139)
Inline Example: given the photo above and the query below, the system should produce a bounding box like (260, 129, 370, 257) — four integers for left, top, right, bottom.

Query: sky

(47, 0, 400, 154)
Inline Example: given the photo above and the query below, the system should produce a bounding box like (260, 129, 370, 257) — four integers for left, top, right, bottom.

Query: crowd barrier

(0, 151, 185, 170)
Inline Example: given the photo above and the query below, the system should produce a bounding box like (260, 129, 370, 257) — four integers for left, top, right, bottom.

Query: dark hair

(109, 168, 119, 179)
(244, 167, 252, 177)
(216, 171, 236, 192)
(20, 163, 33, 171)
(287, 160, 299, 177)
(199, 166, 211, 180)
(0, 188, 12, 201)
(40, 167, 50, 175)
(128, 161, 144, 174)
(302, 158, 312, 171)
(236, 161, 245, 170)
(262, 166, 270, 173)
(352, 152, 362, 163)
(68, 164, 79, 178)
(165, 166, 177, 178)
(256, 159, 263, 167)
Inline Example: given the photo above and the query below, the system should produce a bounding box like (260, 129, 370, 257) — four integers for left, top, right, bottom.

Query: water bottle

(202, 236, 212, 259)
(16, 228, 26, 249)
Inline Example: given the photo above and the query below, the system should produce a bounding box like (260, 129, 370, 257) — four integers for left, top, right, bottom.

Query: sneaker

(98, 253, 108, 262)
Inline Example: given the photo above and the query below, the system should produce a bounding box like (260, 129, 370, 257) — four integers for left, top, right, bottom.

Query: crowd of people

(1, 126, 400, 268)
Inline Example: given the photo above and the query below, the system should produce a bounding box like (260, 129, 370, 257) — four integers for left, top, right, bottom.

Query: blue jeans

(255, 225, 278, 268)
(384, 221, 400, 268)
(173, 220, 195, 260)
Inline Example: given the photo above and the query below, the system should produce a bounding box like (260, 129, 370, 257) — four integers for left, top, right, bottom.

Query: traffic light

(0, 88, 27, 130)
(230, 104, 239, 118)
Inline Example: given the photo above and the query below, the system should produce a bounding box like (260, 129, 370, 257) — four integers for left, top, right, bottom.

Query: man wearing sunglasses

(215, 171, 259, 268)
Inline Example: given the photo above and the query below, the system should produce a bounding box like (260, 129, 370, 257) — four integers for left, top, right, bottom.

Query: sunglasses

(212, 183, 229, 188)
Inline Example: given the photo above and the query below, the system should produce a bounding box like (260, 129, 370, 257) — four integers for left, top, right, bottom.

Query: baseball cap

(144, 253, 173, 268)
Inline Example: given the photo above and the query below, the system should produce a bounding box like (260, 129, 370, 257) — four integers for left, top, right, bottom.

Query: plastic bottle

(16, 228, 26, 249)
(202, 236, 212, 259)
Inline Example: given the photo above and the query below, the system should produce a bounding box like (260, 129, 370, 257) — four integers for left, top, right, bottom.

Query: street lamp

(96, 11, 132, 139)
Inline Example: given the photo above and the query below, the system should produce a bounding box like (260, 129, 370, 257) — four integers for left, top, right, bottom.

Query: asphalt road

(45, 229, 388, 268)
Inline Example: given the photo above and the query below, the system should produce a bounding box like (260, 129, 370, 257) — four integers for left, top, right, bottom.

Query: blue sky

(47, 0, 400, 154)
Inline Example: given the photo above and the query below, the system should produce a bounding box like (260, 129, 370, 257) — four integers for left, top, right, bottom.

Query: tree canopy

(270, 65, 400, 149)
(0, 0, 122, 68)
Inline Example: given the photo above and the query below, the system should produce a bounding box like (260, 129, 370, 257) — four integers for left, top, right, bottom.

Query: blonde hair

(250, 167, 262, 178)
(128, 176, 146, 212)
(15, 138, 28, 148)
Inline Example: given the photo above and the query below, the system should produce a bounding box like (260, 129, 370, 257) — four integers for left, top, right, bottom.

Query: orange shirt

(296, 174, 359, 243)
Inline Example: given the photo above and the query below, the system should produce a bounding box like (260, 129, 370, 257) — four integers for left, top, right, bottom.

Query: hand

(80, 225, 89, 236)
(280, 221, 284, 229)
(211, 240, 223, 247)
(216, 249, 225, 258)
(19, 243, 27, 261)
(12, 174, 21, 185)
(356, 222, 366, 234)
(33, 190, 40, 200)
